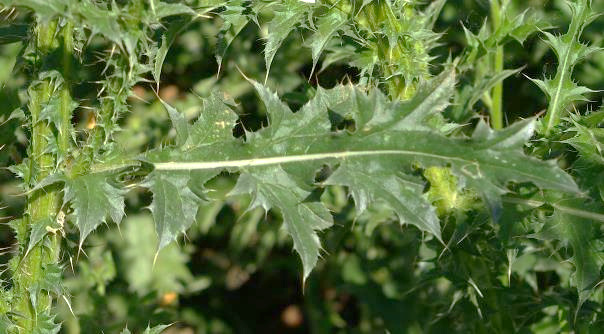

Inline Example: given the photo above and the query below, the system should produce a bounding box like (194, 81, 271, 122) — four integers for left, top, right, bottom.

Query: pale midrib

(153, 150, 468, 170)
(546, 49, 570, 132)
(152, 149, 575, 192)
(546, 23, 583, 134)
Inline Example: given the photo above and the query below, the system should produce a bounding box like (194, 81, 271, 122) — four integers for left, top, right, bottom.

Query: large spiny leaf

(144, 69, 578, 279)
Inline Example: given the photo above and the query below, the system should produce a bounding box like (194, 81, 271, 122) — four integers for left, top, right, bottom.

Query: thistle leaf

(215, 1, 252, 70)
(186, 91, 239, 148)
(307, 9, 348, 75)
(151, 1, 194, 20)
(263, 0, 310, 78)
(144, 70, 578, 278)
(324, 160, 440, 240)
(230, 167, 333, 282)
(31, 311, 61, 334)
(565, 110, 604, 165)
(153, 35, 169, 88)
(535, 198, 604, 309)
(64, 173, 125, 246)
(533, 0, 599, 135)
(145, 171, 201, 251)
(143, 324, 171, 334)
(27, 217, 60, 255)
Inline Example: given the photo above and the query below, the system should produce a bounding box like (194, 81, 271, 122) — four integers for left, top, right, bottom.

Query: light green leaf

(152, 1, 194, 20)
(153, 35, 169, 88)
(0, 0, 69, 21)
(186, 91, 239, 148)
(160, 98, 189, 146)
(31, 311, 61, 334)
(565, 114, 604, 165)
(215, 1, 251, 70)
(77, 1, 124, 46)
(465, 68, 523, 113)
(29, 263, 64, 309)
(143, 324, 171, 334)
(27, 217, 60, 255)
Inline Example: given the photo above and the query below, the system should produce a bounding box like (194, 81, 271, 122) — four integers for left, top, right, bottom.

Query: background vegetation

(0, 0, 603, 333)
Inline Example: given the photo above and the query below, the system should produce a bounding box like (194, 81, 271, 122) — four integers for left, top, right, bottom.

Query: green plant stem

(59, 21, 74, 155)
(11, 19, 72, 332)
(490, 0, 504, 130)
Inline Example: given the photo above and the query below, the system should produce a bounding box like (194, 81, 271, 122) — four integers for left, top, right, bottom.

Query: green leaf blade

(64, 173, 125, 246)
(146, 171, 201, 251)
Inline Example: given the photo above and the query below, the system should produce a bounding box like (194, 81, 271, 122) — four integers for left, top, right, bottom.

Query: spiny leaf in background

(213, 0, 444, 96)
(215, 0, 253, 72)
(530, 0, 601, 136)
(263, 0, 311, 80)
(533, 197, 604, 312)
(28, 263, 65, 309)
(454, 2, 546, 124)
(144, 69, 578, 280)
(306, 7, 347, 76)
(461, 7, 548, 64)
(565, 108, 604, 166)
(115, 215, 195, 296)
(121, 324, 171, 334)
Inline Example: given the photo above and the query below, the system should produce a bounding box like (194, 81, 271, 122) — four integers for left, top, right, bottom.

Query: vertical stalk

(59, 21, 74, 155)
(490, 0, 504, 130)
(10, 19, 73, 332)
